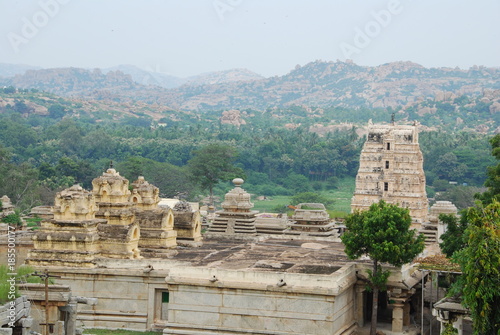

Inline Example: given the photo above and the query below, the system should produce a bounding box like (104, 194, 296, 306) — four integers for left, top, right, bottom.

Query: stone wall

(164, 265, 357, 335)
(44, 265, 171, 330)
(38, 262, 358, 334)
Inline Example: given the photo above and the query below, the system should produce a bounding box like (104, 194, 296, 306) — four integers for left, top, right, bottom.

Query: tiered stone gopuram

(172, 201, 202, 246)
(92, 168, 141, 259)
(286, 203, 338, 237)
(351, 121, 428, 224)
(27, 185, 106, 267)
(207, 178, 257, 235)
(130, 176, 177, 249)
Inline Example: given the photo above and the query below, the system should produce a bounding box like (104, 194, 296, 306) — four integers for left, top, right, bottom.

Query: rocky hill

(161, 60, 500, 110)
(1, 61, 499, 114)
(185, 68, 264, 86)
(102, 64, 184, 88)
(0, 63, 41, 78)
(4, 67, 139, 99)
(104, 65, 264, 88)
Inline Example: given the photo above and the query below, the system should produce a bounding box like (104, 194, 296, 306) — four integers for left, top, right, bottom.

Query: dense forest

(0, 87, 497, 213)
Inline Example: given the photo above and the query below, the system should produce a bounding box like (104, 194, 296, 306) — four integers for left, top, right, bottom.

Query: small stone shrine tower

(130, 176, 177, 249)
(351, 121, 428, 224)
(27, 185, 106, 267)
(287, 203, 338, 237)
(92, 168, 141, 259)
(173, 201, 202, 246)
(130, 176, 160, 210)
(208, 178, 257, 235)
(0, 195, 15, 218)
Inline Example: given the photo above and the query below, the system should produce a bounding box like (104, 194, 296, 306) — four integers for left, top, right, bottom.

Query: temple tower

(351, 122, 428, 224)
(172, 201, 202, 246)
(92, 168, 135, 225)
(0, 195, 15, 218)
(92, 168, 141, 259)
(130, 176, 160, 210)
(208, 178, 257, 235)
(130, 176, 177, 249)
(286, 203, 338, 237)
(27, 185, 106, 267)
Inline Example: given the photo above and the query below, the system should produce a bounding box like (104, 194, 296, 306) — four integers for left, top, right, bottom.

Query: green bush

(0, 265, 42, 304)
(25, 217, 42, 230)
(1, 212, 22, 226)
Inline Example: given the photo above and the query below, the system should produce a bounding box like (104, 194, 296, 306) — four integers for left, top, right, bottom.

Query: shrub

(1, 212, 22, 226)
(0, 265, 42, 304)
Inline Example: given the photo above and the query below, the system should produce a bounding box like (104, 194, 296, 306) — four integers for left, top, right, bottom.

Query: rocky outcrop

(220, 109, 246, 127)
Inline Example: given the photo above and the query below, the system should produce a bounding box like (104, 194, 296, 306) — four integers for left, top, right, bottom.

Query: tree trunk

(370, 259, 379, 335)
(209, 185, 214, 209)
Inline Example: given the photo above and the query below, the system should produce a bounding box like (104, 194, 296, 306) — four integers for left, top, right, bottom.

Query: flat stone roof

(170, 236, 361, 275)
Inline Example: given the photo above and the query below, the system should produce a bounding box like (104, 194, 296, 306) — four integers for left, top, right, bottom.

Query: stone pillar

(403, 302, 411, 326)
(453, 316, 464, 335)
(392, 303, 404, 333)
(59, 303, 77, 335)
(355, 285, 365, 327)
(20, 317, 34, 335)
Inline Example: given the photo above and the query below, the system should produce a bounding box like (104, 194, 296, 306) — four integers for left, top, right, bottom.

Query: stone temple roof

(171, 237, 362, 274)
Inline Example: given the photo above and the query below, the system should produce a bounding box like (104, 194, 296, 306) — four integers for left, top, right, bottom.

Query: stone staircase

(420, 222, 438, 245)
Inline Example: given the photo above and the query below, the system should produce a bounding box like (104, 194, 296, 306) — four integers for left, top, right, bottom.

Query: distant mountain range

(1, 61, 499, 112)
(0, 63, 42, 77)
(0, 63, 264, 90)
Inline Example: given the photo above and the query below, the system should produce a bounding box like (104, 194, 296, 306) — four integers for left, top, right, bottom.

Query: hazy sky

(1, 0, 499, 78)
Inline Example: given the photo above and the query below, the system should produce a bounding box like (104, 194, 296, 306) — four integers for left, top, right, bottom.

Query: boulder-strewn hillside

(161, 60, 500, 110)
(1, 61, 499, 114)
(185, 68, 264, 86)
(5, 67, 139, 98)
(102, 64, 184, 88)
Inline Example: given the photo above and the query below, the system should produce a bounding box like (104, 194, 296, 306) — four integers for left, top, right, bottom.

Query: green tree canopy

(341, 201, 425, 335)
(439, 213, 468, 258)
(452, 201, 500, 334)
(476, 134, 500, 205)
(187, 144, 244, 204)
(117, 156, 198, 200)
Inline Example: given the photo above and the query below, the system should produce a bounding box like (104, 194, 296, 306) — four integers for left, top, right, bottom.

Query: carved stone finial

(232, 178, 244, 187)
